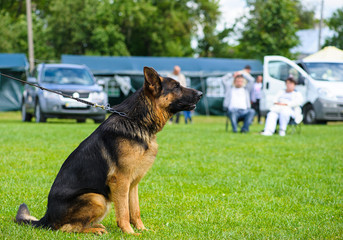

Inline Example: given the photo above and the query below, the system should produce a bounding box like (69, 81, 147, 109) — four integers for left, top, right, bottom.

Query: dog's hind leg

(129, 183, 146, 230)
(58, 193, 109, 235)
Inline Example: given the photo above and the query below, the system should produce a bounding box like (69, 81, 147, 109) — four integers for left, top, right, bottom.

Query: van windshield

(42, 67, 95, 85)
(304, 62, 343, 82)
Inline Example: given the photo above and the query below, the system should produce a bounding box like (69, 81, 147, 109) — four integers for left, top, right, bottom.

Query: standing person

(223, 74, 255, 133)
(251, 75, 263, 124)
(184, 110, 192, 124)
(261, 76, 303, 136)
(168, 65, 188, 124)
(238, 65, 255, 91)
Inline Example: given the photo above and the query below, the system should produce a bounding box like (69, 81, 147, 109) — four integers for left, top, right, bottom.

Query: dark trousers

(170, 111, 192, 124)
(252, 99, 261, 122)
(170, 112, 181, 123)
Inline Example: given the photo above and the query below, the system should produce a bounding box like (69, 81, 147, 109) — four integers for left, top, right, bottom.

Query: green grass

(0, 112, 342, 239)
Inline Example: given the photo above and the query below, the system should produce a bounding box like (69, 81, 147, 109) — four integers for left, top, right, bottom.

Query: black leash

(0, 72, 128, 117)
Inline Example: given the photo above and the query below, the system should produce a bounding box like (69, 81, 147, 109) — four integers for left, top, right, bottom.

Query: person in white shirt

(223, 74, 255, 133)
(168, 65, 189, 124)
(261, 76, 303, 136)
(168, 65, 187, 87)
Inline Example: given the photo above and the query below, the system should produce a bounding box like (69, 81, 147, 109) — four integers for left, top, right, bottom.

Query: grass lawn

(0, 111, 342, 239)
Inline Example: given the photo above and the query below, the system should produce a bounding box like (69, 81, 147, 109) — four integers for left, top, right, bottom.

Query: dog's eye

(174, 83, 180, 89)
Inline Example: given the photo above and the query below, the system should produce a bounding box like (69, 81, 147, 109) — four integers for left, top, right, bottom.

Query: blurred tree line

(324, 7, 343, 50)
(1, 0, 334, 62)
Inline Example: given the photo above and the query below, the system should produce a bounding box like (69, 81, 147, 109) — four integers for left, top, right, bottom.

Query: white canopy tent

(303, 46, 343, 62)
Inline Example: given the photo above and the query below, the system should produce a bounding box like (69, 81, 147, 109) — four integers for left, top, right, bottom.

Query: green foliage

(294, 1, 315, 29)
(110, 0, 202, 57)
(47, 0, 100, 57)
(0, 112, 342, 239)
(32, 15, 56, 62)
(0, 0, 318, 60)
(0, 0, 51, 17)
(236, 0, 300, 60)
(324, 7, 343, 49)
(195, 0, 221, 57)
(0, 0, 220, 59)
(0, 11, 27, 53)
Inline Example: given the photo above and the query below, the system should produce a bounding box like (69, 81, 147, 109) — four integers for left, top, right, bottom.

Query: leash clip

(104, 104, 127, 117)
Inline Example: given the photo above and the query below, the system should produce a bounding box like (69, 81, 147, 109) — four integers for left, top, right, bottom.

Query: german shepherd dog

(15, 67, 202, 235)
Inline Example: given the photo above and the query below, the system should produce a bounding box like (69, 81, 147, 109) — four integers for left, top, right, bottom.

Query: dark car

(22, 63, 107, 123)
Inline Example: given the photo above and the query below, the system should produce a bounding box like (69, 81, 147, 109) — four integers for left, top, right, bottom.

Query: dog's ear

(144, 67, 162, 96)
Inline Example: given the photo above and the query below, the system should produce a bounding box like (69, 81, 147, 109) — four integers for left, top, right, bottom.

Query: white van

(260, 55, 343, 124)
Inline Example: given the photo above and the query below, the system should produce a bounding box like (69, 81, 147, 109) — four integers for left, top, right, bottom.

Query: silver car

(22, 63, 107, 123)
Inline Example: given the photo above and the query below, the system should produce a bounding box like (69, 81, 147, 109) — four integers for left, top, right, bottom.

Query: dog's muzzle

(188, 90, 203, 110)
(195, 90, 203, 102)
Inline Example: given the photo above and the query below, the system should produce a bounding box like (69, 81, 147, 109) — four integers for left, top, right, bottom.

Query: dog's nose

(196, 91, 203, 99)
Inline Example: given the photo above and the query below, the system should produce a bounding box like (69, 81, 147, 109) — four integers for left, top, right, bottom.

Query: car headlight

(318, 88, 336, 100)
(91, 92, 106, 102)
(43, 91, 59, 99)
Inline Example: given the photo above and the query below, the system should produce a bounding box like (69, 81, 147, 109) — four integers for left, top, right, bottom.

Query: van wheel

(303, 105, 316, 124)
(35, 102, 47, 123)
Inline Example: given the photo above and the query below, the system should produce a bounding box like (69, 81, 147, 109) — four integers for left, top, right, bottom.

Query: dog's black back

(16, 67, 202, 234)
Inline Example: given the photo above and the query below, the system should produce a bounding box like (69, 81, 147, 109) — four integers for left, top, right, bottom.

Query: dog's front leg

(110, 174, 135, 234)
(129, 183, 146, 230)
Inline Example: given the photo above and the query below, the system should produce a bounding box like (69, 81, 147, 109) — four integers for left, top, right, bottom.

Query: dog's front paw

(131, 219, 147, 231)
(133, 223, 146, 230)
(118, 223, 135, 234)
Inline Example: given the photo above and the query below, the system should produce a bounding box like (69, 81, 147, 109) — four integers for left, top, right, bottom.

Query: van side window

(268, 61, 303, 84)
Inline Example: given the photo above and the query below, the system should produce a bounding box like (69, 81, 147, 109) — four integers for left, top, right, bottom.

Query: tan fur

(105, 137, 157, 233)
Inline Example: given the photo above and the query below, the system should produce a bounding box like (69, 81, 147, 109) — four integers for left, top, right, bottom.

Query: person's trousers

(264, 109, 293, 133)
(170, 112, 181, 123)
(251, 99, 261, 122)
(227, 108, 255, 132)
(184, 111, 192, 124)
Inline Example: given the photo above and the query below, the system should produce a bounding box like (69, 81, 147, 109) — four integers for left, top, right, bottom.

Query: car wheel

(303, 104, 316, 124)
(21, 101, 32, 122)
(76, 119, 86, 123)
(35, 101, 47, 123)
(93, 115, 106, 123)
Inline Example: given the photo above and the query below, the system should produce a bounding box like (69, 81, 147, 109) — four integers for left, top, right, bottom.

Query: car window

(268, 61, 302, 83)
(42, 67, 94, 85)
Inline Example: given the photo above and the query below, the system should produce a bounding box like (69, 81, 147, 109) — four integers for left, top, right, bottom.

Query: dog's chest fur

(106, 136, 158, 186)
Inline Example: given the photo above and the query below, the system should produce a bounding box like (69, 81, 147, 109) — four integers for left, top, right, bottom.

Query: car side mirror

(298, 76, 305, 85)
(27, 77, 37, 83)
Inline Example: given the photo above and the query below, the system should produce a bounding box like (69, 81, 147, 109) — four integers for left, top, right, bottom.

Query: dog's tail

(15, 203, 46, 228)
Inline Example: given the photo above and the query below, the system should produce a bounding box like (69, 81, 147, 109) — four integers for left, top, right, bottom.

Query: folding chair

(287, 117, 302, 135)
(275, 117, 301, 135)
(225, 113, 245, 132)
